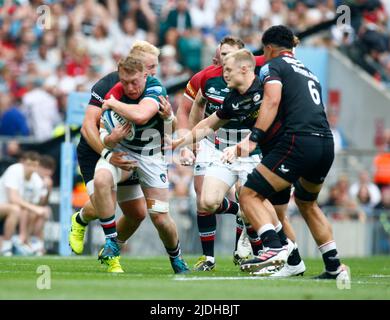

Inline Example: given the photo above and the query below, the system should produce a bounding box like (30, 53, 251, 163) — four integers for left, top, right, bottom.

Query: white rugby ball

(101, 109, 136, 142)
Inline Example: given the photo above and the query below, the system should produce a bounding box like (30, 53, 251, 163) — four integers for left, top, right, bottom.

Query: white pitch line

(174, 276, 287, 281)
(173, 276, 390, 286)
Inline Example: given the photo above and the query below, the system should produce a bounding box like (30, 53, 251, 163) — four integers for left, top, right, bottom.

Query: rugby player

(69, 41, 175, 267)
(169, 48, 304, 275)
(95, 55, 189, 274)
(175, 37, 302, 274)
(224, 25, 349, 280)
(176, 37, 252, 270)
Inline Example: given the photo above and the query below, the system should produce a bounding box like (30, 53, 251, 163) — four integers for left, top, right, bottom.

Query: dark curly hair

(262, 25, 299, 49)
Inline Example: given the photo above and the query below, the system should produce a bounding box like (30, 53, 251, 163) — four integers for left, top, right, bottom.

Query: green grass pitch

(0, 256, 389, 300)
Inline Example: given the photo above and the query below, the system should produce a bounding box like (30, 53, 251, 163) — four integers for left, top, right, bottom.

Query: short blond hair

(224, 49, 256, 71)
(129, 40, 160, 57)
(118, 55, 145, 74)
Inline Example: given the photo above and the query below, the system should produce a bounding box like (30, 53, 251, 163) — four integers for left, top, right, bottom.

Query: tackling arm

(104, 95, 158, 126)
(172, 112, 228, 149)
(80, 106, 105, 154)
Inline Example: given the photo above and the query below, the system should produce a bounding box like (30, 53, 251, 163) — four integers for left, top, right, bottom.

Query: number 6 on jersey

(308, 80, 321, 105)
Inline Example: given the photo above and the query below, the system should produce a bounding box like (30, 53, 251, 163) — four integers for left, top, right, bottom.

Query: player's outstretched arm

(168, 112, 228, 151)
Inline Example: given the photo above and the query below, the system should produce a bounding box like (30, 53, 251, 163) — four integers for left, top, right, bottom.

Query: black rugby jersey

(78, 71, 119, 154)
(259, 53, 332, 137)
(216, 76, 282, 153)
(216, 76, 263, 127)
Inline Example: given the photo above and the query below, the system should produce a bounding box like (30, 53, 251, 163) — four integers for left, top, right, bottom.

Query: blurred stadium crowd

(1, 0, 390, 141)
(0, 0, 390, 254)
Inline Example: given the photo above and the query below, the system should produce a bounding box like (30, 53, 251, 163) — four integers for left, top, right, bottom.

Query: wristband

(100, 131, 109, 147)
(164, 113, 175, 123)
(249, 127, 266, 144)
(101, 148, 112, 163)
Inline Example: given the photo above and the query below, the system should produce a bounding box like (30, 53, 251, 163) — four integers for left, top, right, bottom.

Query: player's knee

(293, 181, 319, 203)
(93, 171, 113, 191)
(123, 208, 146, 223)
(244, 169, 276, 200)
(199, 195, 220, 213)
(294, 197, 313, 211)
(150, 212, 173, 230)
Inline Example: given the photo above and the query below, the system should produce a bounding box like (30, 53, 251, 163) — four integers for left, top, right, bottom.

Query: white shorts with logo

(194, 139, 216, 176)
(95, 148, 169, 191)
(204, 148, 261, 187)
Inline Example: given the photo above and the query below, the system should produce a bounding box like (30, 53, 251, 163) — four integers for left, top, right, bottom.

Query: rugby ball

(101, 109, 136, 142)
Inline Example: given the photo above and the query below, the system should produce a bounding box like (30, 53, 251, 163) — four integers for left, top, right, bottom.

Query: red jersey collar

(279, 50, 294, 57)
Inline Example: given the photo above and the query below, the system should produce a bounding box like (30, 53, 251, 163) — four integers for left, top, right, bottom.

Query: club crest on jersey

(253, 93, 261, 102)
(160, 173, 167, 183)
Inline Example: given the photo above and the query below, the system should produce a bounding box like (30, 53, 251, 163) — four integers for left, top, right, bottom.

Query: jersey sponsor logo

(146, 86, 163, 95)
(232, 103, 239, 110)
(208, 87, 217, 94)
(221, 88, 230, 93)
(91, 91, 104, 103)
(279, 164, 290, 174)
(207, 103, 223, 112)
